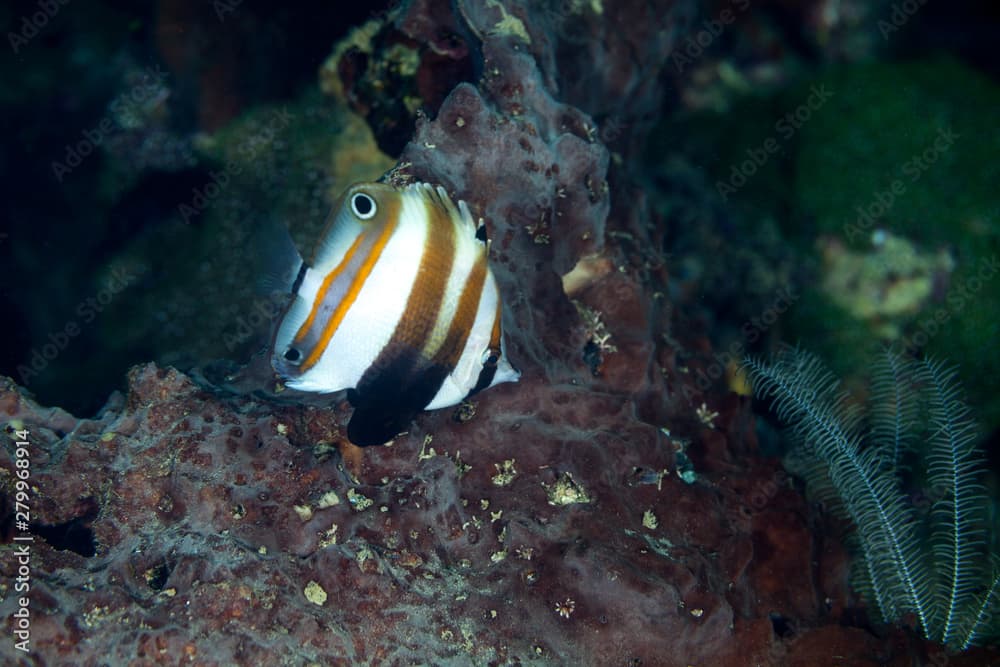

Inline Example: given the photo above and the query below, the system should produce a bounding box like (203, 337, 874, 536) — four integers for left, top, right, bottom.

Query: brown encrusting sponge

(0, 361, 848, 665)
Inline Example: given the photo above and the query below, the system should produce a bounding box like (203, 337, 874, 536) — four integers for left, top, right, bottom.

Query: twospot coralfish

(270, 182, 519, 446)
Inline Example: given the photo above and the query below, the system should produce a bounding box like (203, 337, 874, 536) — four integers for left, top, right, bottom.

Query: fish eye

(283, 347, 302, 364)
(351, 192, 377, 220)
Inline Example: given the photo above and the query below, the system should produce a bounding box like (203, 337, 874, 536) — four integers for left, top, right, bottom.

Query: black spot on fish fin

(475, 222, 488, 243)
(346, 406, 417, 447)
(466, 353, 499, 399)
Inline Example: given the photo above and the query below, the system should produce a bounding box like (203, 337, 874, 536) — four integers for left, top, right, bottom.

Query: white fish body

(271, 182, 519, 445)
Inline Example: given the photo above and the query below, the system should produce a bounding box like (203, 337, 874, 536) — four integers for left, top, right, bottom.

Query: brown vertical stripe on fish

(391, 194, 457, 354)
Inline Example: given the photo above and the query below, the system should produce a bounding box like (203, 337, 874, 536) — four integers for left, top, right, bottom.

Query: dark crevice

(30, 501, 99, 557)
(769, 612, 796, 638)
(145, 561, 171, 591)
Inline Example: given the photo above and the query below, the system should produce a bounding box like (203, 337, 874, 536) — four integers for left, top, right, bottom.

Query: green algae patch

(789, 57, 1000, 429)
(793, 57, 999, 254)
(649, 56, 1000, 431)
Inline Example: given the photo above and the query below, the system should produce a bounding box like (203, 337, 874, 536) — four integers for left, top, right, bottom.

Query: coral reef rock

(1, 362, 853, 666)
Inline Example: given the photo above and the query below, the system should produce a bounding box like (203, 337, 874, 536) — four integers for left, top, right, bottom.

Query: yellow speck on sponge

(316, 490, 341, 509)
(304, 580, 327, 606)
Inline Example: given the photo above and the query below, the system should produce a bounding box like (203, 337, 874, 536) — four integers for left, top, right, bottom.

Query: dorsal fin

(255, 220, 304, 295)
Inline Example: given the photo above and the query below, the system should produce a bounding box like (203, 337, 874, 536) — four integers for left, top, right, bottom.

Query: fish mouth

(270, 354, 299, 383)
